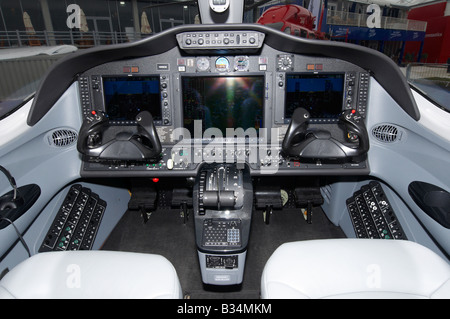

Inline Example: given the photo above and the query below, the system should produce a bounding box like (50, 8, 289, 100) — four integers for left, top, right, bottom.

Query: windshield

(406, 63, 450, 112)
(0, 0, 447, 119)
(0, 46, 76, 120)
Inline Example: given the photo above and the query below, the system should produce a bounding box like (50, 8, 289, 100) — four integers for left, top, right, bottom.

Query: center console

(193, 164, 253, 285)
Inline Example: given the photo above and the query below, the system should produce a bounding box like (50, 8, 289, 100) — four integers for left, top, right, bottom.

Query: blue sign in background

(330, 26, 425, 42)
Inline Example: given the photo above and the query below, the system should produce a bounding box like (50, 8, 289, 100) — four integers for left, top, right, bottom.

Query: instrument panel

(77, 30, 371, 177)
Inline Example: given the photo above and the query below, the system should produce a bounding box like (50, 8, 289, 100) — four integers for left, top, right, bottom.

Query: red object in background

(257, 5, 325, 40)
(408, 2, 446, 20)
(408, 2, 450, 63)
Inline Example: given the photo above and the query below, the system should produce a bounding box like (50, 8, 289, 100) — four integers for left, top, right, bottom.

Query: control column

(193, 164, 253, 286)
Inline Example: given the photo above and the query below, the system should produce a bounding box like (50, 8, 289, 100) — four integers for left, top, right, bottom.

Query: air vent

(371, 124, 401, 143)
(47, 129, 78, 147)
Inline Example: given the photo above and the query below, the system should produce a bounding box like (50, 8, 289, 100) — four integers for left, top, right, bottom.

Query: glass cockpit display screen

(285, 73, 345, 119)
(103, 76, 162, 122)
(182, 76, 264, 136)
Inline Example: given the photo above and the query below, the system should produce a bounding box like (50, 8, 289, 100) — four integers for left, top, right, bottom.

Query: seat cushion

(261, 239, 450, 299)
(0, 250, 182, 299)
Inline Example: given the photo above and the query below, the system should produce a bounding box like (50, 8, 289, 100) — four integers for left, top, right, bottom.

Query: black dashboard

(28, 24, 420, 178)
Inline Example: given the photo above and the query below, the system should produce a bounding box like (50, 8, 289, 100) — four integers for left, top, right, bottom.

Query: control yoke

(282, 107, 369, 160)
(77, 111, 162, 161)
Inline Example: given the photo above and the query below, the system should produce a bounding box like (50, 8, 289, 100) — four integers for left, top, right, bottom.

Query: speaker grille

(48, 129, 78, 147)
(372, 124, 400, 143)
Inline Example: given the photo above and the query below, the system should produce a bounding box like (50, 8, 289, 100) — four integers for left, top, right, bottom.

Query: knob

(167, 158, 174, 170)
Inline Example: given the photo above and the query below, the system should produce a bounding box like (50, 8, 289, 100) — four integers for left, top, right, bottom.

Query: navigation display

(103, 76, 162, 122)
(285, 73, 345, 119)
(182, 76, 264, 136)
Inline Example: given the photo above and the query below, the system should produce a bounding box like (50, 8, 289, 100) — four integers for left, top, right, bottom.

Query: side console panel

(0, 182, 130, 273)
(321, 178, 447, 260)
(346, 181, 407, 240)
(0, 84, 83, 266)
(366, 80, 450, 258)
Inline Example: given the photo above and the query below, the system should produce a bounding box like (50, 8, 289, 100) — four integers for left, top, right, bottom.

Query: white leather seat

(0, 250, 183, 299)
(261, 239, 450, 299)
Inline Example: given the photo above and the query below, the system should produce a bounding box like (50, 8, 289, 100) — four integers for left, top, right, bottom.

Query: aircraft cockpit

(0, 0, 449, 301)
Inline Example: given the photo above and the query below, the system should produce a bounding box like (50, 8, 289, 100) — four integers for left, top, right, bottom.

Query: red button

(152, 178, 159, 183)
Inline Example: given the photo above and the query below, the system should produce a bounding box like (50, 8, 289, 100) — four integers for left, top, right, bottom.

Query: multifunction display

(182, 75, 264, 136)
(285, 73, 345, 120)
(102, 76, 162, 123)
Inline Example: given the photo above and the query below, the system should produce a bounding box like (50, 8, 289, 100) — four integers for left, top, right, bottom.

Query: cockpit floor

(101, 207, 345, 299)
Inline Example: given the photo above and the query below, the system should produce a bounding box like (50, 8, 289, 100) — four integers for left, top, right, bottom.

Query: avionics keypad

(39, 184, 106, 252)
(202, 218, 241, 247)
(346, 181, 407, 240)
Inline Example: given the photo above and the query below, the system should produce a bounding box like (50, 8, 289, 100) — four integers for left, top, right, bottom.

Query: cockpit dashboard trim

(28, 23, 419, 127)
